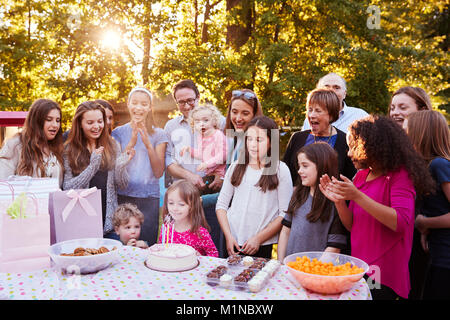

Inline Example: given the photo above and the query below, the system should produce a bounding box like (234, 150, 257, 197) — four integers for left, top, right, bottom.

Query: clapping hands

(93, 146, 104, 155)
(319, 174, 360, 203)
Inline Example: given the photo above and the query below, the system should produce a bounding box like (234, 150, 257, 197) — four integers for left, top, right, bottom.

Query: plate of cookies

(48, 238, 123, 274)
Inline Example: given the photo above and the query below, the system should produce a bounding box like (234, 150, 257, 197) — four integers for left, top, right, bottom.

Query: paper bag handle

(0, 181, 15, 200)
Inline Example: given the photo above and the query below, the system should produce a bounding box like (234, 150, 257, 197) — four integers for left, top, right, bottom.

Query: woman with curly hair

(0, 99, 64, 185)
(319, 115, 435, 300)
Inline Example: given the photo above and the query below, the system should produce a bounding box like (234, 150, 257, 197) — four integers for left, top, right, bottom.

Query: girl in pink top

(180, 104, 227, 194)
(319, 115, 434, 300)
(159, 179, 219, 257)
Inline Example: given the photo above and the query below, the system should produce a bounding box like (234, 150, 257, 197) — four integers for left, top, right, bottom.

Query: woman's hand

(325, 175, 361, 201)
(225, 235, 241, 257)
(126, 123, 139, 152)
(420, 232, 429, 253)
(93, 146, 104, 155)
(415, 214, 428, 234)
(136, 123, 151, 149)
(240, 235, 261, 256)
(319, 174, 344, 203)
(126, 148, 136, 162)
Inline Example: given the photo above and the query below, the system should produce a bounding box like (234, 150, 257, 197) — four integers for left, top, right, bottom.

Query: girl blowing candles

(216, 116, 293, 258)
(63, 101, 132, 235)
(160, 179, 218, 257)
(406, 110, 450, 299)
(0, 99, 64, 185)
(112, 87, 168, 246)
(277, 142, 347, 262)
(319, 115, 435, 300)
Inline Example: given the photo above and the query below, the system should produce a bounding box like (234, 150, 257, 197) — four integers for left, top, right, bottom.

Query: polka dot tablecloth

(0, 246, 371, 300)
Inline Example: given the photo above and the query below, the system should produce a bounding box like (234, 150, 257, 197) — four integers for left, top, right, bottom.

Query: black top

(282, 128, 356, 186)
(418, 157, 450, 268)
(89, 169, 108, 227)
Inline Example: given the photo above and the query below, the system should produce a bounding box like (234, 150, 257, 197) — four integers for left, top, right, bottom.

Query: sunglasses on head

(232, 90, 256, 100)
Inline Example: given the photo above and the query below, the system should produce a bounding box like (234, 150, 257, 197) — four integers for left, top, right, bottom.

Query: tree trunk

(268, 1, 287, 85)
(202, 0, 221, 44)
(226, 0, 253, 50)
(194, 0, 199, 45)
(142, 27, 151, 86)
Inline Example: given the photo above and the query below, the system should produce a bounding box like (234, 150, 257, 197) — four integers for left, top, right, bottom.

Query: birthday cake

(145, 243, 198, 272)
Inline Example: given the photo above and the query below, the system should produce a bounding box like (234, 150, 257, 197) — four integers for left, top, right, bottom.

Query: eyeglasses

(232, 90, 256, 100)
(176, 98, 197, 106)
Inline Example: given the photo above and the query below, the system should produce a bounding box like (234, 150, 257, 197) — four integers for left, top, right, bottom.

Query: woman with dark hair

(216, 116, 293, 258)
(283, 88, 356, 187)
(63, 101, 132, 236)
(320, 115, 435, 300)
(224, 89, 264, 164)
(0, 99, 64, 185)
(95, 99, 114, 134)
(406, 110, 450, 300)
(389, 86, 432, 128)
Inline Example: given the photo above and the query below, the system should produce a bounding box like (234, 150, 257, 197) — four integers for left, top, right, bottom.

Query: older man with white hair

(302, 73, 368, 133)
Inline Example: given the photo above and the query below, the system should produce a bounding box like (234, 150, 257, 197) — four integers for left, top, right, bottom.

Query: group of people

(0, 73, 448, 301)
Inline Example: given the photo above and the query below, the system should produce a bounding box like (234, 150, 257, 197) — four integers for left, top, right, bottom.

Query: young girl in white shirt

(216, 116, 293, 258)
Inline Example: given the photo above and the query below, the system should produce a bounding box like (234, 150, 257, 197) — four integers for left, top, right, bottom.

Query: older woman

(389, 86, 432, 128)
(283, 88, 356, 186)
(0, 99, 64, 185)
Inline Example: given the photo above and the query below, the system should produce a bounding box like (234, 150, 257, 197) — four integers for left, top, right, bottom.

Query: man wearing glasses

(164, 79, 226, 256)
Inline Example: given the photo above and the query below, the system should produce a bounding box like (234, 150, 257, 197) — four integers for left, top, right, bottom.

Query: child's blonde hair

(162, 179, 210, 236)
(188, 103, 222, 131)
(112, 203, 144, 228)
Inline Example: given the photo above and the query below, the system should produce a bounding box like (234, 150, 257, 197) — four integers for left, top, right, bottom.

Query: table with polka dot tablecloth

(0, 246, 371, 300)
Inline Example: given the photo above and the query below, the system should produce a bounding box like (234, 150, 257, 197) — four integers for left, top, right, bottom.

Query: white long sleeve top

(216, 160, 293, 246)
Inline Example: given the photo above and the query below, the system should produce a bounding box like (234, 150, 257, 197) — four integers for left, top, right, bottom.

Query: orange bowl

(283, 251, 369, 295)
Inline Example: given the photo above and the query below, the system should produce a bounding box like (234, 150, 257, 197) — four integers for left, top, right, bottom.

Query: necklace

(313, 126, 333, 144)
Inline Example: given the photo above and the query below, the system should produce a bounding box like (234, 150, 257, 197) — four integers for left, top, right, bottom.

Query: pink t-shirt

(191, 129, 227, 177)
(158, 225, 219, 258)
(349, 167, 415, 299)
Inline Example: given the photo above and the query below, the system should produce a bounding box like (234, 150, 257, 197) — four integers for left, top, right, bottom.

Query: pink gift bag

(0, 182, 51, 273)
(49, 187, 103, 244)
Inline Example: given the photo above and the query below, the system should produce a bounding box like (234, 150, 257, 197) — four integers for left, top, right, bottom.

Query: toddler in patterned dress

(159, 179, 218, 257)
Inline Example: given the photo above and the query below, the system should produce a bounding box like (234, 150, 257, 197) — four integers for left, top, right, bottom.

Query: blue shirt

(112, 123, 168, 198)
(305, 133, 337, 148)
